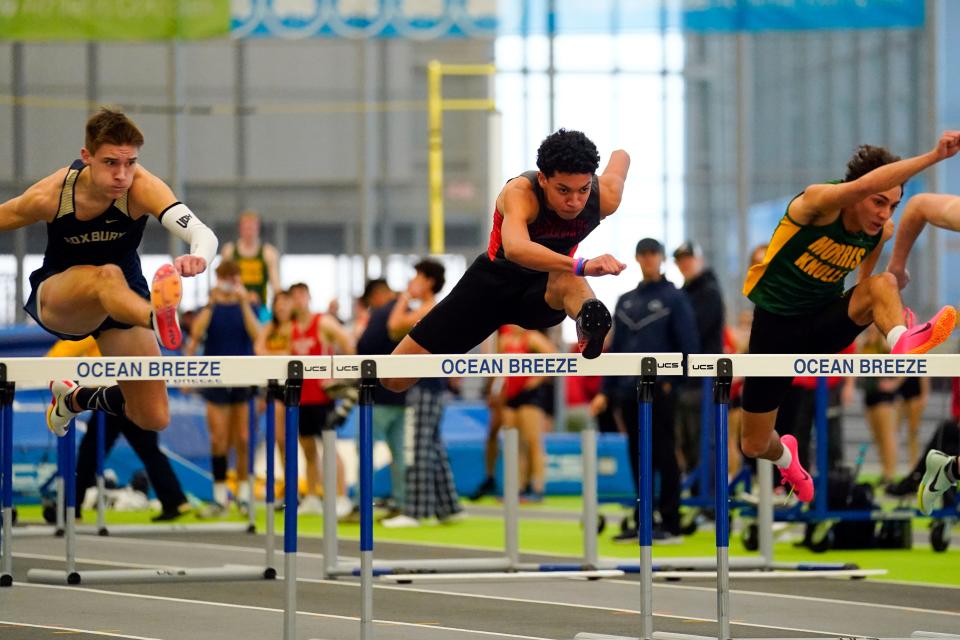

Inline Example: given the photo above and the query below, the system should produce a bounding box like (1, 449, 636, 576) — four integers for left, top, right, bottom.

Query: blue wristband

(574, 258, 587, 276)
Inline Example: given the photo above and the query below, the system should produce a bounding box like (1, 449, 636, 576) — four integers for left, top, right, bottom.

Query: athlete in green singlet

(741, 131, 960, 503)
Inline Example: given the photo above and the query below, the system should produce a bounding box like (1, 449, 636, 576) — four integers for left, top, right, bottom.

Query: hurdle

(322, 353, 676, 640)
(578, 353, 958, 640)
(319, 353, 682, 578)
(0, 356, 321, 640)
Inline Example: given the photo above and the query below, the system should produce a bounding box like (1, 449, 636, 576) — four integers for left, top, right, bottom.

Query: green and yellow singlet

(743, 194, 882, 316)
(232, 244, 269, 304)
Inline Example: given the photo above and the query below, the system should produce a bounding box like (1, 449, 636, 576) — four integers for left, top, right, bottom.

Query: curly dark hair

(536, 129, 600, 177)
(844, 144, 901, 182)
(414, 259, 446, 294)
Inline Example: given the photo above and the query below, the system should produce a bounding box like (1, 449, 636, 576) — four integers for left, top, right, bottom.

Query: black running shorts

(297, 402, 334, 437)
(408, 254, 567, 355)
(742, 288, 868, 414)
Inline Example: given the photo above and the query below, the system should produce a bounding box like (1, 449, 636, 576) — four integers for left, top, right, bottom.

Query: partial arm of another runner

(790, 131, 960, 224)
(131, 167, 218, 278)
(887, 193, 960, 289)
(499, 182, 626, 277)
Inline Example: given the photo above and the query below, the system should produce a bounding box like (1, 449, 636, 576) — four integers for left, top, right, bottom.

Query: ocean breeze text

(793, 358, 927, 375)
(76, 360, 221, 379)
(441, 356, 577, 376)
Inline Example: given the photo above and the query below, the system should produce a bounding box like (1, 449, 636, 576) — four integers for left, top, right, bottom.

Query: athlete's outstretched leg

(544, 271, 611, 359)
(850, 272, 956, 354)
(46, 326, 170, 435)
(918, 450, 959, 515)
(740, 373, 815, 502)
(39, 263, 183, 350)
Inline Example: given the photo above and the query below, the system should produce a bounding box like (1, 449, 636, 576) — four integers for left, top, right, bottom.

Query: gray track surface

(1, 529, 958, 640)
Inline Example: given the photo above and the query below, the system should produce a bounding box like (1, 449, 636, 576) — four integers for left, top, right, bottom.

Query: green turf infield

(12, 498, 958, 588)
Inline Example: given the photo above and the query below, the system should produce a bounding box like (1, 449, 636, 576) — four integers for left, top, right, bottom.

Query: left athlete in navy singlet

(0, 108, 219, 436)
(382, 129, 631, 393)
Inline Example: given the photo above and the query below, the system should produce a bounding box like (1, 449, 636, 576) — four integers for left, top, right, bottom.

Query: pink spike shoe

(891, 306, 956, 355)
(151, 264, 183, 350)
(777, 435, 814, 503)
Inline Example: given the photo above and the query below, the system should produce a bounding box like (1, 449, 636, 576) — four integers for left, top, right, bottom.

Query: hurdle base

(327, 556, 515, 577)
(596, 556, 768, 572)
(27, 565, 274, 585)
(381, 569, 623, 584)
(75, 522, 253, 536)
(1, 573, 12, 587)
(11, 525, 58, 538)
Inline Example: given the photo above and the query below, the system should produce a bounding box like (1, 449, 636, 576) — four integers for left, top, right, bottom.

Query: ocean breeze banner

(0, 0, 231, 40)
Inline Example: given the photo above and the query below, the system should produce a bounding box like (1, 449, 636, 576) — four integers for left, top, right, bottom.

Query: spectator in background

(472, 326, 557, 503)
(186, 259, 260, 512)
(354, 278, 408, 516)
(254, 290, 295, 473)
(727, 243, 769, 482)
(381, 259, 464, 528)
(51, 337, 191, 522)
(288, 282, 356, 517)
(672, 240, 725, 482)
(897, 375, 930, 475)
(860, 324, 902, 485)
(220, 210, 281, 317)
(591, 238, 698, 543)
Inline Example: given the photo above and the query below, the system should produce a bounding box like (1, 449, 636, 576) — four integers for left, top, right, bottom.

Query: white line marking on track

(649, 582, 960, 617)
(293, 578, 898, 637)
(13, 584, 556, 639)
(18, 546, 960, 622)
(0, 620, 162, 640)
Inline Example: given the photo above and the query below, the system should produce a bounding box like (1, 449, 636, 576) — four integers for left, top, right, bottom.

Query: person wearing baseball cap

(672, 240, 725, 482)
(592, 236, 698, 543)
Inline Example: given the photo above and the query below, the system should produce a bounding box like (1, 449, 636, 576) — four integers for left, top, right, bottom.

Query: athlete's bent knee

(739, 435, 768, 459)
(96, 264, 126, 285)
(868, 272, 898, 298)
(128, 405, 169, 432)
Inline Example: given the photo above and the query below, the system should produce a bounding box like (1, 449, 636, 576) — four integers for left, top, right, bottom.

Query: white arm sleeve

(158, 202, 219, 266)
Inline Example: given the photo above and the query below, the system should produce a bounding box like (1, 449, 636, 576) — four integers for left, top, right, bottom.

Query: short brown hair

(215, 259, 241, 279)
(85, 108, 144, 155)
(844, 144, 900, 182)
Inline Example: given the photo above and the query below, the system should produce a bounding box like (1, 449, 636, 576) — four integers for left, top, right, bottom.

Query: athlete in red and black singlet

(409, 171, 602, 355)
(487, 171, 601, 270)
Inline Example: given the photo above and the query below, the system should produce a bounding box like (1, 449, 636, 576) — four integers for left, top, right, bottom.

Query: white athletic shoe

(918, 449, 958, 516)
(335, 496, 354, 520)
(46, 380, 80, 437)
(381, 514, 421, 529)
(297, 495, 324, 516)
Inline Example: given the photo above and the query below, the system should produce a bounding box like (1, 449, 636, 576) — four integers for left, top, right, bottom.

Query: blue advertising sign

(683, 0, 924, 33)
